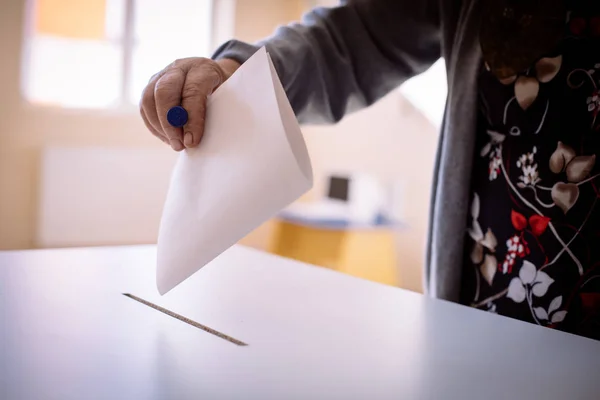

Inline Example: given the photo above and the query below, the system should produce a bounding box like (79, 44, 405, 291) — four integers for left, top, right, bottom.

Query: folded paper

(156, 47, 313, 295)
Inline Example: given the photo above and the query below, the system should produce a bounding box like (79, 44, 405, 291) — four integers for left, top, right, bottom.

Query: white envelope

(156, 47, 313, 295)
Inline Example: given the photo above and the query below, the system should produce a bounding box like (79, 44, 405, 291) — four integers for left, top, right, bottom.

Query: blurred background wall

(0, 0, 445, 293)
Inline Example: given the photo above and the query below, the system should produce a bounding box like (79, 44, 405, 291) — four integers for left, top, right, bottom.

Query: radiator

(37, 146, 178, 248)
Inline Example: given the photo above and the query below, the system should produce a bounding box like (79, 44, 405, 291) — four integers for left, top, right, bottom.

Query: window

(22, 0, 214, 109)
(400, 59, 447, 128)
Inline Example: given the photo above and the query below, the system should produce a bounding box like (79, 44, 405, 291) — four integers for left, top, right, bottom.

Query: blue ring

(167, 106, 188, 128)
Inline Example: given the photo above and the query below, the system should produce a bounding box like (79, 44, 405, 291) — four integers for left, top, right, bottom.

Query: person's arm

(212, 0, 441, 124)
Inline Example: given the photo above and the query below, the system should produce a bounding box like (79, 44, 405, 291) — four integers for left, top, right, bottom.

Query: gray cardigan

(213, 0, 481, 303)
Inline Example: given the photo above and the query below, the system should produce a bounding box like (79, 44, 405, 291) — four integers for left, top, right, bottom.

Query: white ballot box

(0, 245, 598, 400)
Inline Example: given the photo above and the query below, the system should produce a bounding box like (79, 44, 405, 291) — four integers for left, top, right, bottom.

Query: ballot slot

(122, 293, 248, 346)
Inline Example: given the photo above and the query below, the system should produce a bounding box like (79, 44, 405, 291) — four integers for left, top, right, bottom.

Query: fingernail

(170, 139, 184, 151)
(184, 132, 193, 147)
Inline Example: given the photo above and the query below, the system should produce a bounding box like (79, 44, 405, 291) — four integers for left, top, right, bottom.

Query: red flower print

(511, 210, 528, 231)
(500, 211, 550, 274)
(529, 215, 551, 237)
(510, 210, 550, 236)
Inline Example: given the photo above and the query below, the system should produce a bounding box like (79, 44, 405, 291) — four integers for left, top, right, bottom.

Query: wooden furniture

(0, 245, 598, 400)
(269, 217, 399, 286)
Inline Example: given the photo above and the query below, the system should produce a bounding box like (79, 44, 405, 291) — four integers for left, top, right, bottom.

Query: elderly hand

(140, 57, 240, 151)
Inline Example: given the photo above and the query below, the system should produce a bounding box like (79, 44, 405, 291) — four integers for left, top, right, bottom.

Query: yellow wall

(35, 0, 106, 39)
(234, 0, 306, 42)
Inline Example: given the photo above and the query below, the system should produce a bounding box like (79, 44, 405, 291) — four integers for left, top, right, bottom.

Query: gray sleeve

(212, 0, 441, 124)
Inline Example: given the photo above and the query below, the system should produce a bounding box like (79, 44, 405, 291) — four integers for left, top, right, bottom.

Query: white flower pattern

(586, 92, 600, 112)
(507, 261, 555, 303)
(480, 130, 506, 182)
(466, 11, 600, 339)
(516, 147, 541, 187)
(488, 149, 502, 181)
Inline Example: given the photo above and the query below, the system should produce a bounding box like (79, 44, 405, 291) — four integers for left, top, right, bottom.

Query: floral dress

(461, 8, 600, 340)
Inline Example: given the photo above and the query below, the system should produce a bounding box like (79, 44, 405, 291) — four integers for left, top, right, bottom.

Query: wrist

(216, 58, 241, 79)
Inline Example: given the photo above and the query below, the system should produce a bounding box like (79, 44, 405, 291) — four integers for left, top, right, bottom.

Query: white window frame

(20, 0, 236, 114)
